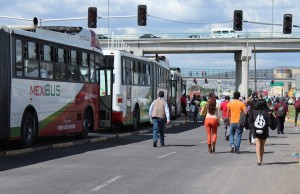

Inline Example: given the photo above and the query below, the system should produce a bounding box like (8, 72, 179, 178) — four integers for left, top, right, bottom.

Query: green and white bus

(0, 25, 113, 148)
(103, 50, 171, 130)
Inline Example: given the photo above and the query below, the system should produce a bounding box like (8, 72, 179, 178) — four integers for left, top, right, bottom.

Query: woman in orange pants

(204, 94, 220, 153)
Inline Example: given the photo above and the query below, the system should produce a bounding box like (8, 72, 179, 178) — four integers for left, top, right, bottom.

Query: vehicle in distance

(97, 34, 108, 39)
(139, 34, 160, 38)
(210, 28, 239, 38)
(188, 35, 200, 38)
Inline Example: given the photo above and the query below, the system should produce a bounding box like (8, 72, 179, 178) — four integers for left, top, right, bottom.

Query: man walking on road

(220, 96, 230, 141)
(294, 96, 300, 126)
(274, 97, 289, 134)
(227, 91, 247, 154)
(149, 91, 170, 147)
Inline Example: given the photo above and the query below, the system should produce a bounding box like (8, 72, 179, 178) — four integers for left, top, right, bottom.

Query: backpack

(277, 104, 286, 117)
(295, 100, 300, 109)
(254, 111, 267, 134)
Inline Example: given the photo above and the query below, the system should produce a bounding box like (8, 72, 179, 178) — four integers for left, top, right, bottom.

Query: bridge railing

(181, 69, 276, 80)
(103, 32, 300, 40)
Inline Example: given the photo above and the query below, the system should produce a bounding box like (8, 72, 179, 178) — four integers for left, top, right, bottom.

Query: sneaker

(235, 150, 240, 154)
(160, 143, 166, 147)
(295, 123, 297, 126)
(153, 142, 157, 147)
(225, 136, 229, 141)
(230, 146, 235, 153)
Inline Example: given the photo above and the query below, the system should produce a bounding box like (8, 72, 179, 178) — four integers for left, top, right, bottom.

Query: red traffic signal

(137, 5, 147, 26)
(283, 14, 292, 34)
(233, 10, 243, 31)
(88, 7, 97, 28)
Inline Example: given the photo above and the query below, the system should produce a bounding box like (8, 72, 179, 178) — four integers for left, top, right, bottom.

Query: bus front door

(167, 80, 177, 120)
(99, 69, 112, 128)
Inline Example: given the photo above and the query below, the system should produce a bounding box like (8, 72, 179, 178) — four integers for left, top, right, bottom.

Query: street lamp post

(107, 0, 110, 47)
(272, 0, 274, 36)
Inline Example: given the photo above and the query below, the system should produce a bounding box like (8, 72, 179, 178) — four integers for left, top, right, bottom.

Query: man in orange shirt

(227, 91, 247, 154)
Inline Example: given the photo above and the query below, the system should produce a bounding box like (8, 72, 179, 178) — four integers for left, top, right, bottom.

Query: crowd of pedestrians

(150, 90, 297, 166)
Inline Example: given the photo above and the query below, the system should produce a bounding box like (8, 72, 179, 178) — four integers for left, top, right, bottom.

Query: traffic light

(283, 14, 292, 34)
(205, 79, 208, 84)
(137, 5, 147, 26)
(33, 17, 38, 27)
(88, 7, 97, 28)
(233, 10, 243, 31)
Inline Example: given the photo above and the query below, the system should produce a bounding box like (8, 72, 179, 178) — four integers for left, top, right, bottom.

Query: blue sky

(1, 0, 299, 69)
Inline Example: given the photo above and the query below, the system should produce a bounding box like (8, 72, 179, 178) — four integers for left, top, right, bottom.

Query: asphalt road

(0, 117, 299, 194)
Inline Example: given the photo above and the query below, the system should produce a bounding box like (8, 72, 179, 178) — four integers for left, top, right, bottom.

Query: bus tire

(77, 109, 93, 139)
(20, 111, 36, 148)
(132, 108, 140, 131)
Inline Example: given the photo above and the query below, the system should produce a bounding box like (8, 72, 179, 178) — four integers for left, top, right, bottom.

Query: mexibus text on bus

(0, 25, 113, 148)
(103, 50, 173, 130)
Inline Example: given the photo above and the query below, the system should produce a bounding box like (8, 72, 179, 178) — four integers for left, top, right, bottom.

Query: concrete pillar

(234, 49, 251, 98)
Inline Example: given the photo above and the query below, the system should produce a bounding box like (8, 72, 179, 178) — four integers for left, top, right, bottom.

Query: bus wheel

(20, 112, 36, 148)
(77, 110, 92, 139)
(132, 108, 140, 131)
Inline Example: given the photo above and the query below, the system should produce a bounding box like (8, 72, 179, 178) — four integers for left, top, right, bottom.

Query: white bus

(103, 50, 172, 130)
(210, 28, 239, 38)
(0, 25, 113, 148)
(169, 67, 184, 119)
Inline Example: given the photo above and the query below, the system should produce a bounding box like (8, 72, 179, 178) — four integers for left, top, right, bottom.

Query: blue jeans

(229, 123, 243, 151)
(152, 118, 166, 144)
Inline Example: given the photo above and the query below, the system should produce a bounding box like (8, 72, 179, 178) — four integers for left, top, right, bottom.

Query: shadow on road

(0, 117, 198, 172)
(264, 161, 298, 165)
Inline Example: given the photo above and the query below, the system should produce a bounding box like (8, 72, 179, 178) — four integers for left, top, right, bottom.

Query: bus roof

(103, 50, 170, 70)
(1, 25, 102, 51)
(211, 28, 235, 32)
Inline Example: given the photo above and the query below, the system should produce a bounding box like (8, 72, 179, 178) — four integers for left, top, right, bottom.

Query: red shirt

(274, 102, 288, 117)
(220, 100, 229, 118)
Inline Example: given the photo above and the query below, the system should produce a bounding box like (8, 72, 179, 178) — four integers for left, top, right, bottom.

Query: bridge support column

(235, 49, 251, 98)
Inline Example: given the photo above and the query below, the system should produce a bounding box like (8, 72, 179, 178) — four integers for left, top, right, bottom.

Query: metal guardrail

(180, 68, 295, 81)
(102, 32, 300, 40)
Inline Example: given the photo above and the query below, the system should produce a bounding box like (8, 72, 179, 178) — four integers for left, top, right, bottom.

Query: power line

(148, 15, 232, 25)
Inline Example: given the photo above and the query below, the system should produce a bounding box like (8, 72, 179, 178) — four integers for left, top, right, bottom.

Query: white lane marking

(157, 152, 177, 159)
(201, 140, 207, 144)
(91, 175, 123, 192)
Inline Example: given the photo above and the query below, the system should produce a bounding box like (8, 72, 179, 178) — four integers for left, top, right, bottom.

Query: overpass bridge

(101, 36, 300, 97)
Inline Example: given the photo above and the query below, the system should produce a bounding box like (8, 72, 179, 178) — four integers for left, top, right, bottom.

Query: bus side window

(24, 41, 39, 78)
(124, 58, 132, 85)
(40, 45, 54, 79)
(90, 54, 96, 82)
(67, 50, 79, 81)
(54, 63, 66, 80)
(15, 39, 23, 77)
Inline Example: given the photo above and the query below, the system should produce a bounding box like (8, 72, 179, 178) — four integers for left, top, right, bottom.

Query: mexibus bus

(169, 67, 184, 119)
(103, 50, 171, 130)
(0, 25, 113, 148)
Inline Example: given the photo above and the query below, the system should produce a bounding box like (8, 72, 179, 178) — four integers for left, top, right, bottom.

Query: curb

(2, 148, 33, 156)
